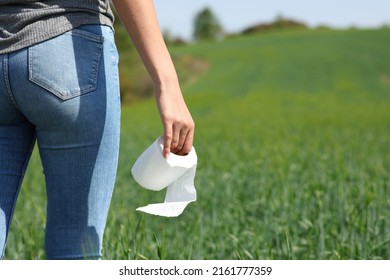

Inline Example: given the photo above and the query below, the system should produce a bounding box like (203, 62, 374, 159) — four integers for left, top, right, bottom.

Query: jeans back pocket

(29, 29, 104, 100)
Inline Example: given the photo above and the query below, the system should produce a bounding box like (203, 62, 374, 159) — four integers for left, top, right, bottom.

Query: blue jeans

(0, 25, 121, 259)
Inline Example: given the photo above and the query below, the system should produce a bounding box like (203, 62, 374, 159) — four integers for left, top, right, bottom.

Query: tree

(193, 7, 223, 41)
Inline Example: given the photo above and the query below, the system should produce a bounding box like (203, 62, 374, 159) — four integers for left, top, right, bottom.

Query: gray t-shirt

(0, 0, 114, 54)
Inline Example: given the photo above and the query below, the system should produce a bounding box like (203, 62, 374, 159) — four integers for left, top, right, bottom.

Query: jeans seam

(70, 28, 105, 44)
(2, 55, 20, 110)
(87, 43, 103, 93)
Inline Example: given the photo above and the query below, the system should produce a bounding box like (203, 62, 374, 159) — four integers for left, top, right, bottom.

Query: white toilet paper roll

(131, 137, 197, 217)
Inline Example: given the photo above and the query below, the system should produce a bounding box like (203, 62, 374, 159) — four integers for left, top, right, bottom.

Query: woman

(0, 0, 194, 259)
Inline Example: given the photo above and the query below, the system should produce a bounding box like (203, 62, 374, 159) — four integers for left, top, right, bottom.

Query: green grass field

(5, 28, 390, 260)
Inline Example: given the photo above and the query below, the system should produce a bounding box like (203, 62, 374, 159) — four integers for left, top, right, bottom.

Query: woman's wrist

(153, 74, 181, 96)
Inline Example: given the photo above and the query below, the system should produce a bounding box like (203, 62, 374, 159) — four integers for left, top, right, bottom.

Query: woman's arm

(112, 0, 195, 158)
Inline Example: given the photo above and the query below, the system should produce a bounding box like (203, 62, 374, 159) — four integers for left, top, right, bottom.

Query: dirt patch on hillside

(174, 55, 210, 86)
(120, 55, 209, 104)
(380, 73, 390, 85)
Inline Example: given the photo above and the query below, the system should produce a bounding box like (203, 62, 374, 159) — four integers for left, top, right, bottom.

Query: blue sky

(154, 0, 390, 40)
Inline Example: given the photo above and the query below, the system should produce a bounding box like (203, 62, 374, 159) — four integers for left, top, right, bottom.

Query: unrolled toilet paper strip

(131, 137, 197, 217)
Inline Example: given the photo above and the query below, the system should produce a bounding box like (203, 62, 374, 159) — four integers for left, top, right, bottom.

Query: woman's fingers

(170, 123, 181, 152)
(178, 129, 194, 155)
(162, 124, 173, 159)
(163, 118, 194, 158)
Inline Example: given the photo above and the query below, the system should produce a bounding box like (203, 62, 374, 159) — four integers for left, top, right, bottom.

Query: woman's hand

(155, 82, 195, 158)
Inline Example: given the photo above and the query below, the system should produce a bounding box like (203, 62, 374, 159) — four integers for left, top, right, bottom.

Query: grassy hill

(6, 28, 390, 259)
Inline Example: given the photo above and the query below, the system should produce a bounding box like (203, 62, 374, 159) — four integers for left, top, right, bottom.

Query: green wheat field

(4, 28, 390, 260)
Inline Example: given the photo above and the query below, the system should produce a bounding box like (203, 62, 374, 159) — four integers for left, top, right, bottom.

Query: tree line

(169, 7, 307, 45)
